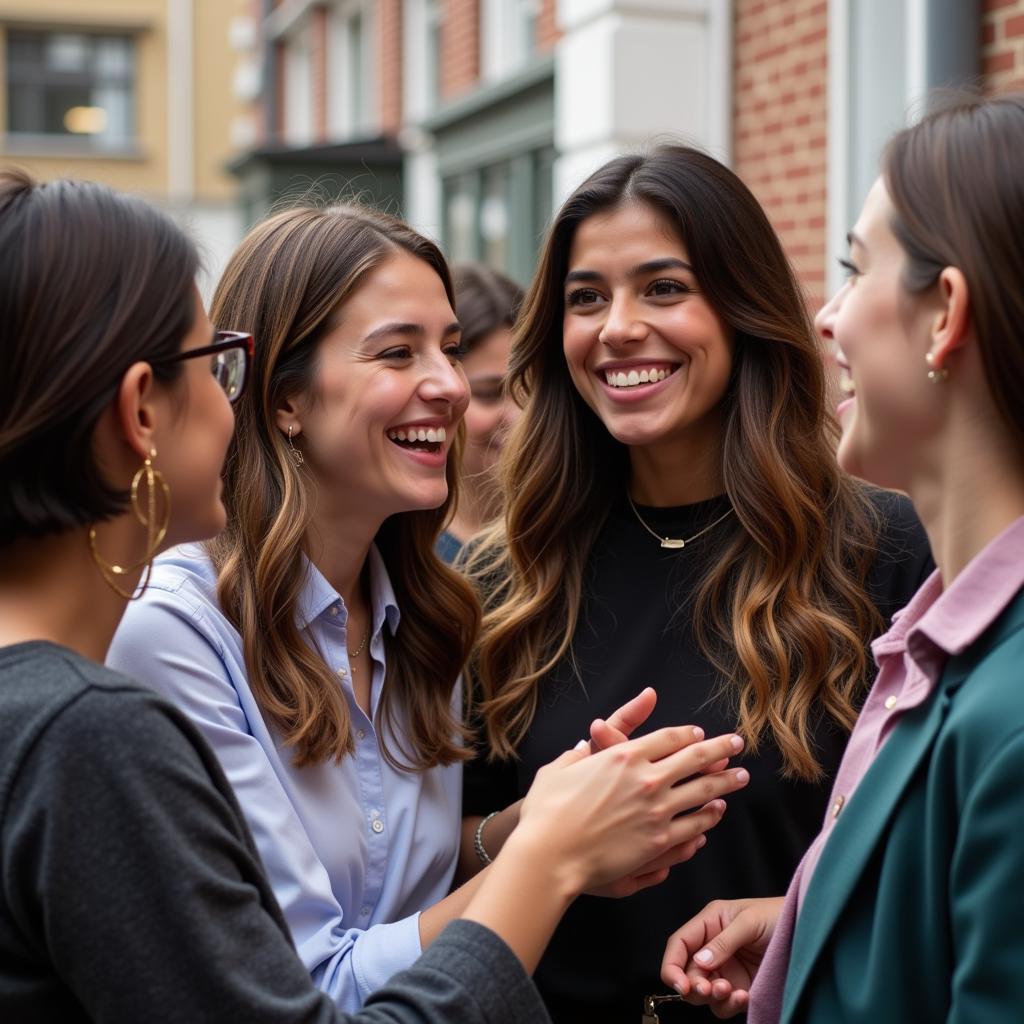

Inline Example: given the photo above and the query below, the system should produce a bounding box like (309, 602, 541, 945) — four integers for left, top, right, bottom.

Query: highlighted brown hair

(471, 145, 883, 780)
(208, 203, 479, 770)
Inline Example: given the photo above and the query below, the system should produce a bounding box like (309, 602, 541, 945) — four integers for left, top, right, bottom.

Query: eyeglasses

(156, 330, 254, 405)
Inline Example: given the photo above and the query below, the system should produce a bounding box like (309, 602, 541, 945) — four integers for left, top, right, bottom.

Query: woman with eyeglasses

(658, 90, 1024, 1024)
(105, 200, 749, 1013)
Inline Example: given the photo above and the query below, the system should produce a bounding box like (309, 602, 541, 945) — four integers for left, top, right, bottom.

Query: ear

(275, 395, 302, 438)
(114, 361, 160, 460)
(928, 266, 971, 370)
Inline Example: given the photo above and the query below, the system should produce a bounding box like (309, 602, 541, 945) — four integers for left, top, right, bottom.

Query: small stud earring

(925, 351, 949, 384)
(287, 424, 304, 467)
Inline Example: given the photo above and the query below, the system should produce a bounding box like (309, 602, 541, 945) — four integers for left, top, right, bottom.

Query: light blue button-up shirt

(107, 543, 462, 1012)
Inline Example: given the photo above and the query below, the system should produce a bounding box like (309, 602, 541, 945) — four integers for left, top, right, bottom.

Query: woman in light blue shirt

(108, 202, 749, 1012)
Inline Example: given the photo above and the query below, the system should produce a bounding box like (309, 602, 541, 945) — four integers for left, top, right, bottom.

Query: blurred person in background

(437, 264, 524, 563)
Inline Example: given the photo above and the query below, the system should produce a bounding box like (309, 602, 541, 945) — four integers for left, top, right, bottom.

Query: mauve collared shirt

(750, 514, 1024, 1024)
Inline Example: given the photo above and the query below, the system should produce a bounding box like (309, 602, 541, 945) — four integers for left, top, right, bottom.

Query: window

(5, 29, 135, 148)
(328, 1, 374, 139)
(442, 147, 554, 281)
(481, 0, 539, 83)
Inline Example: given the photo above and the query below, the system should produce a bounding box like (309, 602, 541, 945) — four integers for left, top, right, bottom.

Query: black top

(464, 490, 933, 1023)
(0, 641, 549, 1024)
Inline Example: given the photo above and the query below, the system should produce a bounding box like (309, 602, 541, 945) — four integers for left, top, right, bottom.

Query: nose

(419, 350, 469, 411)
(598, 292, 646, 347)
(814, 289, 840, 345)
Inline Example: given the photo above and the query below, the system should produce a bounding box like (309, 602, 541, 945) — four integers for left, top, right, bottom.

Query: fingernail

(692, 726, 705, 741)
(736, 768, 750, 784)
(574, 739, 589, 751)
(696, 981, 709, 996)
(695, 949, 713, 965)
(696, 834, 707, 848)
(730, 734, 743, 751)
(674, 981, 685, 995)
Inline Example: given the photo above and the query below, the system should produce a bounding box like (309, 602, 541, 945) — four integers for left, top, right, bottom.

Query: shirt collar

(295, 544, 401, 636)
(872, 514, 1024, 677)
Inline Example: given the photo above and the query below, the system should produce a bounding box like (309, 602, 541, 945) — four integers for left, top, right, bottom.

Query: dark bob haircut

(451, 263, 524, 353)
(0, 170, 198, 545)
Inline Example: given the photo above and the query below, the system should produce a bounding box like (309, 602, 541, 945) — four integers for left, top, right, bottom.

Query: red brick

(1005, 13, 1024, 37)
(985, 50, 1017, 73)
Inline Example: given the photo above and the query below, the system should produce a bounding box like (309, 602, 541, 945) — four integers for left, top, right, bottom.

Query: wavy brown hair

(208, 203, 479, 771)
(471, 145, 884, 781)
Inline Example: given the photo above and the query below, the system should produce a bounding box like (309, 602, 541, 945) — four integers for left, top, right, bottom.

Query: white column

(554, 0, 732, 205)
(167, 0, 194, 202)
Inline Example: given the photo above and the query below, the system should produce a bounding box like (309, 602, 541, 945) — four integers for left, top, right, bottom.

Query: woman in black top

(0, 170, 750, 1023)
(464, 147, 933, 1021)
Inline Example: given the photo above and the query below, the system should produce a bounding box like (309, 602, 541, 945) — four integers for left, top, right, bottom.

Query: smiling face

(279, 250, 469, 521)
(561, 201, 733, 464)
(816, 178, 940, 491)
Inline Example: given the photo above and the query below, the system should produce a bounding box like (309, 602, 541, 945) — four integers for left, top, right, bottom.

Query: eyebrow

(564, 257, 693, 286)
(362, 320, 462, 344)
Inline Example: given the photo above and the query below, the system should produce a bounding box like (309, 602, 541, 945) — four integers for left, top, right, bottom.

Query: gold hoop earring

(288, 424, 304, 467)
(926, 351, 949, 384)
(88, 448, 171, 600)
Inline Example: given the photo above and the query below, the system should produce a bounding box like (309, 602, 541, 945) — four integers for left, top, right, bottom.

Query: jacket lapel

(780, 591, 1024, 1022)
(779, 667, 965, 1022)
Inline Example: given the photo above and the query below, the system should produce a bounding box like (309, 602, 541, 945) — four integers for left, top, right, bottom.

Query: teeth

(386, 426, 447, 443)
(604, 367, 673, 388)
(839, 376, 855, 396)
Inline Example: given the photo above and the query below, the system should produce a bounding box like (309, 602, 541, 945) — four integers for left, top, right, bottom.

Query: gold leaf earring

(288, 424, 304, 467)
(925, 351, 949, 384)
(88, 448, 171, 600)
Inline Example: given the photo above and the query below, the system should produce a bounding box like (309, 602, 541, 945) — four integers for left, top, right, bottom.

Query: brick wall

(440, 0, 479, 100)
(982, 0, 1024, 89)
(379, 0, 403, 134)
(733, 0, 829, 310)
(536, 0, 559, 52)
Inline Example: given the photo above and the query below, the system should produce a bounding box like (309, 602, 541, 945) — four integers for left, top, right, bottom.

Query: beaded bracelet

(473, 811, 500, 866)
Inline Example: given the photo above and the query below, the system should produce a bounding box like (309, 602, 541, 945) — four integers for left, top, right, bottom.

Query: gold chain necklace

(347, 622, 371, 668)
(627, 494, 734, 550)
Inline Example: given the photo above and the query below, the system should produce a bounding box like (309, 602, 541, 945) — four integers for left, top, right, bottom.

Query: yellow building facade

(0, 0, 250, 290)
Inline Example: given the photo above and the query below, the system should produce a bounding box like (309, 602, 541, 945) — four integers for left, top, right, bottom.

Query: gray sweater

(0, 641, 550, 1024)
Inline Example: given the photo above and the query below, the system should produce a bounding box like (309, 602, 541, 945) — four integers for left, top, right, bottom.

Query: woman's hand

(514, 726, 750, 895)
(660, 896, 784, 1018)
(586, 687, 734, 896)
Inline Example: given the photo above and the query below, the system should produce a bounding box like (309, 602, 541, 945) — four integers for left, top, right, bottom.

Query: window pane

(481, 164, 509, 272)
(444, 175, 477, 263)
(7, 31, 44, 68)
(95, 36, 133, 79)
(47, 34, 88, 73)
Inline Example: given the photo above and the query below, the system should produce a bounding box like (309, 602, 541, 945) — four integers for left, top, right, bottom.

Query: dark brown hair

(471, 144, 884, 780)
(0, 170, 197, 545)
(208, 203, 480, 771)
(884, 90, 1024, 447)
(452, 263, 524, 352)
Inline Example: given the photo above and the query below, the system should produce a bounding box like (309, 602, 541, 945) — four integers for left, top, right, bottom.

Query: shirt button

(361, 906, 370, 917)
(356, 729, 366, 741)
(884, 695, 898, 710)
(337, 667, 347, 678)
(831, 794, 845, 819)
(371, 819, 385, 834)
(330, 605, 339, 616)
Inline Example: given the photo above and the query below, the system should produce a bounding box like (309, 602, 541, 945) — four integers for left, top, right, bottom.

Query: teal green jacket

(782, 589, 1024, 1023)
